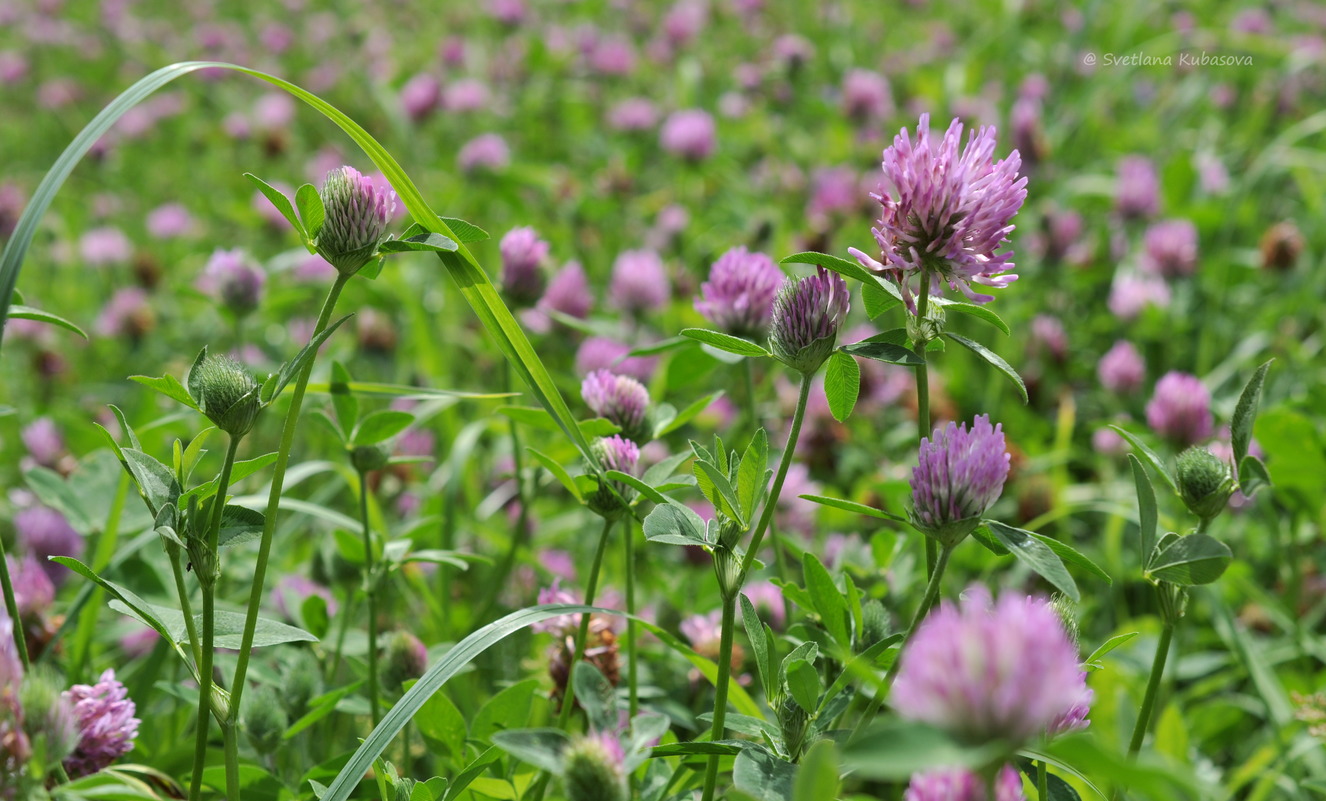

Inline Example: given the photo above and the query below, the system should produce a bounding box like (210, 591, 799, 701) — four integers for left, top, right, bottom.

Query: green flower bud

(243, 685, 288, 755)
(20, 667, 80, 765)
(186, 530, 219, 588)
(189, 353, 262, 438)
(351, 443, 392, 473)
(857, 599, 890, 653)
(1048, 595, 1080, 649)
(317, 166, 395, 276)
(1176, 447, 1234, 522)
(562, 734, 626, 801)
(905, 302, 946, 347)
(381, 631, 428, 692)
(280, 650, 324, 721)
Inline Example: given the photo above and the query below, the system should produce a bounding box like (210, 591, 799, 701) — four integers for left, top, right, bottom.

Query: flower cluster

(317, 166, 395, 275)
(694, 246, 783, 339)
(850, 114, 1027, 311)
(910, 415, 1010, 546)
(892, 586, 1090, 747)
(581, 370, 650, 443)
(62, 670, 140, 779)
(769, 266, 849, 375)
(499, 226, 551, 306)
(1146, 371, 1212, 447)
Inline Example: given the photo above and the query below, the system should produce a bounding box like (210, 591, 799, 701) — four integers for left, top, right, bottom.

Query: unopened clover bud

(769, 267, 849, 375)
(317, 166, 395, 276)
(392, 778, 415, 801)
(243, 685, 288, 754)
(20, 668, 81, 765)
(857, 599, 890, 652)
(586, 436, 639, 520)
(1176, 447, 1234, 522)
(189, 353, 262, 438)
(280, 650, 324, 721)
(351, 443, 392, 473)
(382, 630, 428, 691)
(909, 415, 1010, 548)
(562, 733, 626, 801)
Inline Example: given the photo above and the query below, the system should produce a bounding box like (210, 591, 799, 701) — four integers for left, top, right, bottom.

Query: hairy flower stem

(1127, 620, 1175, 756)
(168, 548, 203, 667)
(479, 370, 529, 621)
(913, 273, 937, 577)
(226, 272, 350, 798)
(555, 517, 614, 728)
(529, 519, 615, 801)
(190, 434, 241, 801)
(358, 468, 381, 727)
(0, 532, 30, 668)
(739, 371, 813, 583)
(699, 592, 738, 801)
(626, 518, 639, 718)
(850, 543, 953, 742)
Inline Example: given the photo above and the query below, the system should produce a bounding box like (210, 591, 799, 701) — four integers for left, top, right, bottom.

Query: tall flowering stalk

(223, 166, 395, 800)
(186, 353, 261, 801)
(698, 268, 847, 801)
(850, 114, 1025, 577)
(852, 416, 1011, 739)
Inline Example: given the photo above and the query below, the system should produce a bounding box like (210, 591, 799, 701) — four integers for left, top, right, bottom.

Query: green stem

(189, 587, 216, 801)
(531, 520, 614, 801)
(555, 518, 614, 729)
(359, 468, 381, 727)
(190, 434, 241, 801)
(223, 723, 240, 801)
(1127, 621, 1176, 756)
(227, 273, 349, 730)
(0, 531, 30, 668)
(699, 592, 738, 801)
(168, 547, 203, 668)
(1037, 760, 1048, 800)
(479, 401, 528, 621)
(625, 517, 639, 718)
(850, 543, 952, 742)
(913, 275, 936, 577)
(739, 371, 813, 584)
